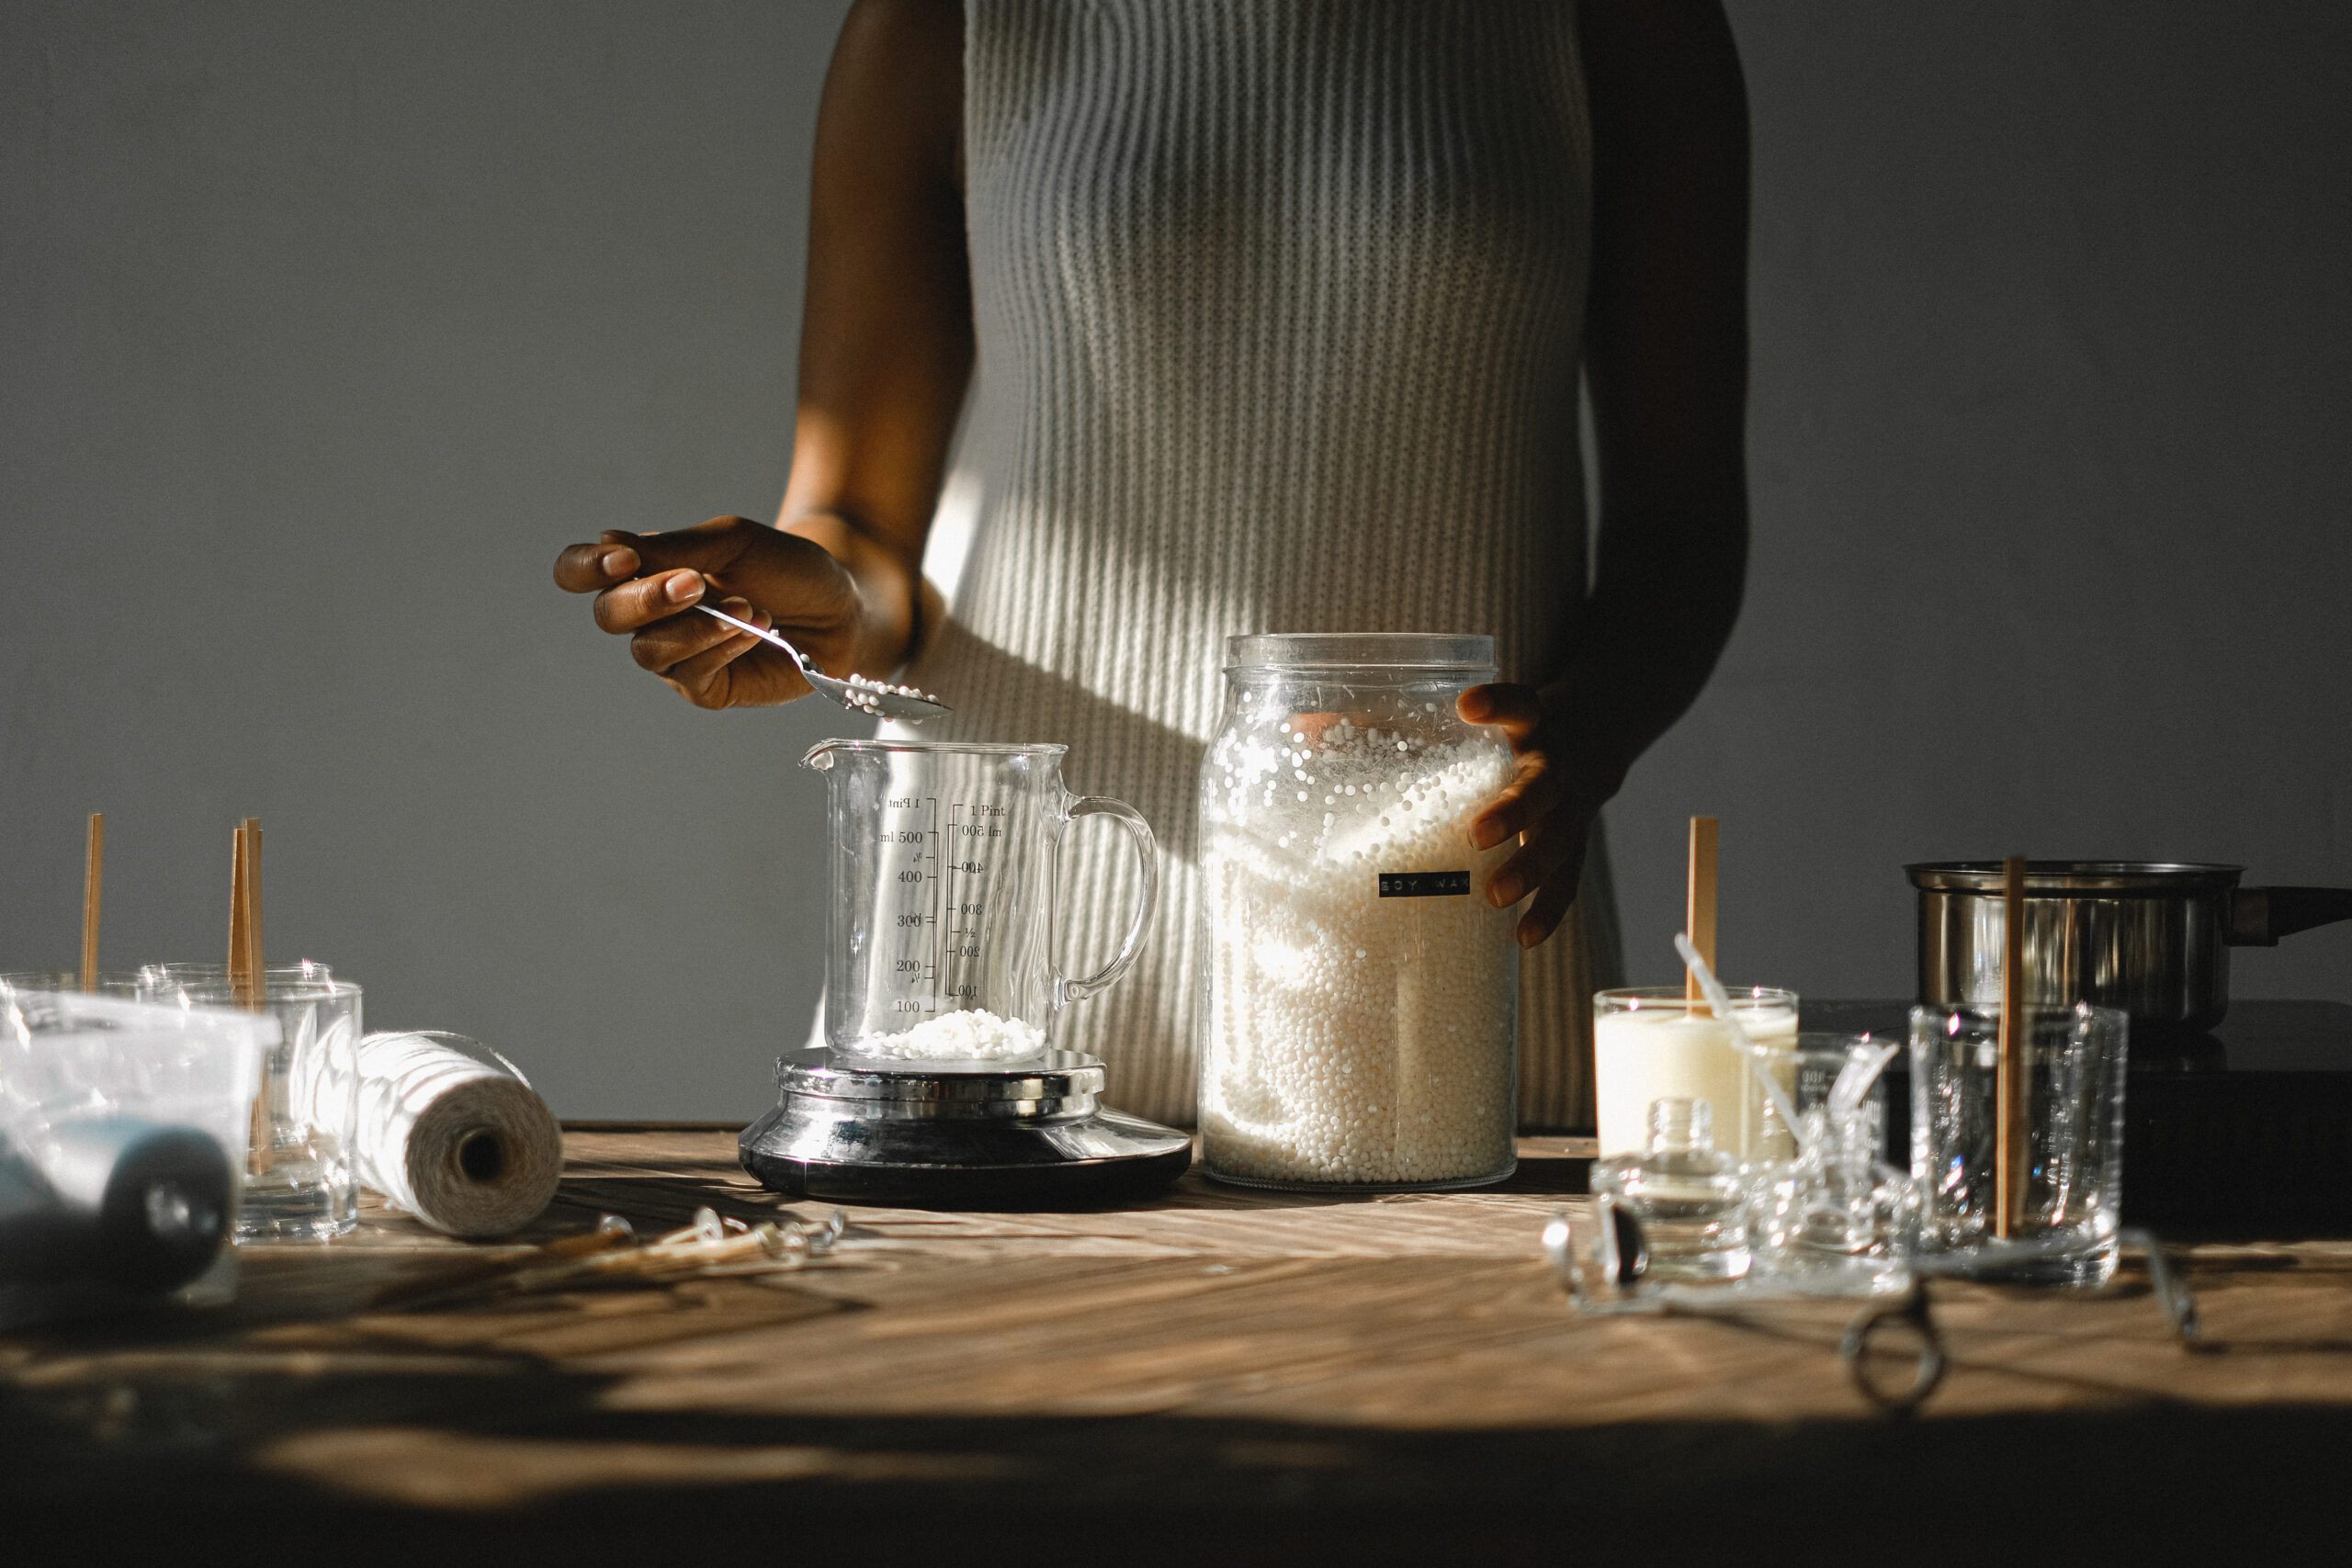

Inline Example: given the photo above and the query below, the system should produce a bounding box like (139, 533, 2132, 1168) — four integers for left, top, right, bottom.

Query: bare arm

(780, 0, 971, 669)
(553, 0, 969, 705)
(1468, 0, 1752, 943)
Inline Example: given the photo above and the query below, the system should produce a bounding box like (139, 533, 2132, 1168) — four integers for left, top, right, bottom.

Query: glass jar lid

(1224, 632, 1496, 671)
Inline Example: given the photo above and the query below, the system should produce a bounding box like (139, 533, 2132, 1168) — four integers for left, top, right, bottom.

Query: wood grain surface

(5, 1129, 2348, 1562)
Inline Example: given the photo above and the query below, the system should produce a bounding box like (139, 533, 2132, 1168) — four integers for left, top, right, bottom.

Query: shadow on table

(3, 1368, 2343, 1562)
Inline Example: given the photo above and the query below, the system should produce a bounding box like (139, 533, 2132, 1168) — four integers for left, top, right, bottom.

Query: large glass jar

(1195, 633, 1520, 1190)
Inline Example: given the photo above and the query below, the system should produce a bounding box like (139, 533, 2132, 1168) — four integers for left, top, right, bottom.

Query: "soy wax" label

(1376, 870, 1471, 898)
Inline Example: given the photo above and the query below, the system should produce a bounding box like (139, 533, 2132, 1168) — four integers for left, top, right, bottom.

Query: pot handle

(2227, 886, 2352, 947)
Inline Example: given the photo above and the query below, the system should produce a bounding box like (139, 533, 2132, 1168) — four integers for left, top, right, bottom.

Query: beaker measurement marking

(883, 795, 991, 1016)
(935, 799, 994, 1014)
(928, 796, 944, 1011)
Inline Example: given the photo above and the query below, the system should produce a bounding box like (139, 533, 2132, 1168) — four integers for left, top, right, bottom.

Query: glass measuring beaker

(804, 739, 1158, 1062)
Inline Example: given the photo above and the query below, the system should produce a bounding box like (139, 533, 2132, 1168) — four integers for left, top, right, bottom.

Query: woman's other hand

(1458, 2, 1752, 945)
(552, 517, 866, 709)
(1459, 683, 1623, 948)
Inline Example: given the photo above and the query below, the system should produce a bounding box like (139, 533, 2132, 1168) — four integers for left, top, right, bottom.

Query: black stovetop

(1803, 998, 2352, 1232)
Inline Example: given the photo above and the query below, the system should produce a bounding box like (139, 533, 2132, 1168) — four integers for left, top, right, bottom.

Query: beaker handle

(1057, 796, 1159, 1008)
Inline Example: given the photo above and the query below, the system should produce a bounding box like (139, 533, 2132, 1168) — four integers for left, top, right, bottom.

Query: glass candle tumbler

(1592, 987, 1801, 1163)
(167, 973, 363, 1241)
(1908, 1001, 2129, 1286)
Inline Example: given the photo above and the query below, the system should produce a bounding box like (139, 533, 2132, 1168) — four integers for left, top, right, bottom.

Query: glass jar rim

(1595, 985, 1800, 1010)
(170, 976, 361, 1002)
(1911, 1000, 2131, 1028)
(1224, 632, 1496, 673)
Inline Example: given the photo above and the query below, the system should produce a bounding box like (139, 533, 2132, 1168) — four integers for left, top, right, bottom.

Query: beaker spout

(801, 739, 852, 772)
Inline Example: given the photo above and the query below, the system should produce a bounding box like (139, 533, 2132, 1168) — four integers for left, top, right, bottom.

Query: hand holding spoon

(695, 601, 950, 723)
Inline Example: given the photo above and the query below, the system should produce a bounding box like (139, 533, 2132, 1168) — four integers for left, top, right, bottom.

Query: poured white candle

(1592, 987, 1800, 1161)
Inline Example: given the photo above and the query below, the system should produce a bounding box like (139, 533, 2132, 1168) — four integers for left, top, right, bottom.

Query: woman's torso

(890, 0, 1609, 1125)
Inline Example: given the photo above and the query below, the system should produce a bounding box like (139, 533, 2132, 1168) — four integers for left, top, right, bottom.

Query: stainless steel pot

(1907, 862, 2352, 1036)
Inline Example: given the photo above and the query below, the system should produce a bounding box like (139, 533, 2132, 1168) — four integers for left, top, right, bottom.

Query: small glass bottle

(1590, 1098, 1751, 1281)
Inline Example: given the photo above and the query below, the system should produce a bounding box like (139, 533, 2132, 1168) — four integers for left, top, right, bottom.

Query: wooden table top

(6, 1128, 2349, 1561)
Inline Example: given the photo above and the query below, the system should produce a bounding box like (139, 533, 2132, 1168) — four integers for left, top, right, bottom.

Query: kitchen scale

(740, 1046, 1192, 1207)
(739, 739, 1191, 1209)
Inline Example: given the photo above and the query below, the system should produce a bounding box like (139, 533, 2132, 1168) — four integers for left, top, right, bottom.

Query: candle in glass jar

(1591, 987, 1800, 1161)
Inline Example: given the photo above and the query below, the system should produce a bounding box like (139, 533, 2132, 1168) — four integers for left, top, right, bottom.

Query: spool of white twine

(354, 1031, 561, 1238)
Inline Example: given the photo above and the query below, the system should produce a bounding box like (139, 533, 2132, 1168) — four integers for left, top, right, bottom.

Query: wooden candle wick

(228, 826, 250, 1000)
(1996, 854, 2029, 1239)
(80, 813, 105, 992)
(228, 818, 265, 1007)
(1684, 816, 1719, 1011)
(233, 818, 271, 1175)
(240, 818, 265, 1006)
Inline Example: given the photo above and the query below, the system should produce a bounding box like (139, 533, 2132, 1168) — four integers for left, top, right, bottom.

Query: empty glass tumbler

(1747, 1041, 1917, 1294)
(803, 739, 1158, 1062)
(1908, 1001, 2129, 1285)
(1791, 1032, 1894, 1156)
(167, 973, 362, 1240)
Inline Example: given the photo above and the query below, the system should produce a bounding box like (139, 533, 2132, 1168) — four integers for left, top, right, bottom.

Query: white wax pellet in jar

(1196, 710, 1519, 1188)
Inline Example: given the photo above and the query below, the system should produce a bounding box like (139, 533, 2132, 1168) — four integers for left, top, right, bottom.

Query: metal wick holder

(739, 1046, 1191, 1209)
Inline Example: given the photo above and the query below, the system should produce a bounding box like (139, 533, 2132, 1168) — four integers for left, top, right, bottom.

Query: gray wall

(1612, 3, 2352, 1002)
(2, 1, 853, 1120)
(5, 3, 2347, 1119)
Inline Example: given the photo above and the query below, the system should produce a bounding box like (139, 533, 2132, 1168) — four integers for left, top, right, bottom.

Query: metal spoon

(694, 601, 951, 722)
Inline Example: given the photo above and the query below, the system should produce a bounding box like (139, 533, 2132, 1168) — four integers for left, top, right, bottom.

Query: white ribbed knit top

(890, 0, 1619, 1128)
